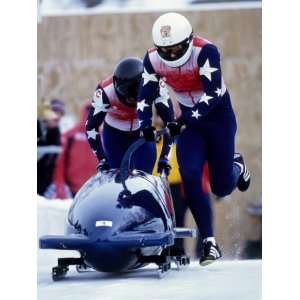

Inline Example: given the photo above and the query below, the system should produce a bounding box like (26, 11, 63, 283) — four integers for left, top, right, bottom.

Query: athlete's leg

(102, 123, 156, 172)
(102, 123, 136, 168)
(133, 141, 157, 174)
(205, 94, 241, 197)
(176, 126, 213, 239)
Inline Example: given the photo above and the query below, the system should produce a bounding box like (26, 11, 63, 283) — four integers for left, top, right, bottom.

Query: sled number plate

(95, 220, 113, 227)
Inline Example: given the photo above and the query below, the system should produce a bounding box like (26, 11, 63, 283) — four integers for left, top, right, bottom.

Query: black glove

(97, 158, 110, 172)
(167, 121, 184, 137)
(141, 126, 156, 141)
(157, 158, 172, 176)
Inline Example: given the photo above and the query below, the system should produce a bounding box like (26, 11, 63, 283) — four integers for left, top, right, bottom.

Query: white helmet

(152, 12, 193, 68)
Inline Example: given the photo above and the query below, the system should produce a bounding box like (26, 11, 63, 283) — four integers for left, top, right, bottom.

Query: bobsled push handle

(174, 227, 198, 239)
(119, 128, 169, 191)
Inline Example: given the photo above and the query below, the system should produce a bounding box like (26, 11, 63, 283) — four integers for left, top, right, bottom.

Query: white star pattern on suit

(92, 89, 110, 116)
(199, 93, 214, 105)
(142, 68, 158, 86)
(155, 96, 169, 107)
(155, 84, 169, 107)
(86, 128, 98, 140)
(215, 87, 222, 97)
(191, 109, 202, 119)
(200, 59, 218, 81)
(137, 99, 149, 112)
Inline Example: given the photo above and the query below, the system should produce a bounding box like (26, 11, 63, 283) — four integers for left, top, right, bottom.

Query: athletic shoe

(200, 238, 222, 266)
(234, 153, 251, 192)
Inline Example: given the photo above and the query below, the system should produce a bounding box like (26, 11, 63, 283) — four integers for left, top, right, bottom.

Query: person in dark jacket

(37, 108, 61, 196)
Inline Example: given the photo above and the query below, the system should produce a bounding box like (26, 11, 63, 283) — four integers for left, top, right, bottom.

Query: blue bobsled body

(40, 133, 196, 277)
(40, 169, 178, 272)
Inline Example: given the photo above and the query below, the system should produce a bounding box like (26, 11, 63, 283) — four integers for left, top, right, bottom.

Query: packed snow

(37, 196, 261, 300)
(39, 0, 262, 16)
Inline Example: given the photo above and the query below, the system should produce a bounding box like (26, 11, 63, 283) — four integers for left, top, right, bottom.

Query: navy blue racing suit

(137, 36, 241, 239)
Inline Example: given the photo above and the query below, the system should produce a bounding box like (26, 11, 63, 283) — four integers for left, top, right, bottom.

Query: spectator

(50, 101, 98, 199)
(49, 98, 65, 117)
(48, 98, 76, 133)
(37, 108, 62, 196)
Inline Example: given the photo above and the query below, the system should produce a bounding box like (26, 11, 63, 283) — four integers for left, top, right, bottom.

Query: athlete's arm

(85, 85, 110, 162)
(185, 43, 224, 122)
(154, 80, 175, 126)
(137, 52, 161, 130)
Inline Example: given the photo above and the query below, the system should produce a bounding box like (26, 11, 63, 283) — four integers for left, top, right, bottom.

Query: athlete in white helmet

(137, 12, 251, 266)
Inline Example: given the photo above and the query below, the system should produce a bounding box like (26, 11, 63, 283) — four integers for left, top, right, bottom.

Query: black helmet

(113, 57, 143, 106)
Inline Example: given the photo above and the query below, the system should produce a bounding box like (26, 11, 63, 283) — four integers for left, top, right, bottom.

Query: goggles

(156, 35, 193, 62)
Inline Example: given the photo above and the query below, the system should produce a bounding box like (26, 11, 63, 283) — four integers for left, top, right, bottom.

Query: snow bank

(40, 0, 262, 17)
(37, 195, 72, 236)
(37, 196, 78, 267)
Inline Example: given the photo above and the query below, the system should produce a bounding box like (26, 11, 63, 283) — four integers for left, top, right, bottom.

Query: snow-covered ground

(39, 0, 262, 17)
(37, 196, 261, 300)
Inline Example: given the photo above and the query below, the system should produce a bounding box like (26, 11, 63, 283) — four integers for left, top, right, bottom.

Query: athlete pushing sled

(137, 12, 251, 266)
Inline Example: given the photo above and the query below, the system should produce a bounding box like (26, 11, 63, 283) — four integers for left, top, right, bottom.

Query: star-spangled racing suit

(137, 36, 241, 239)
(86, 76, 174, 173)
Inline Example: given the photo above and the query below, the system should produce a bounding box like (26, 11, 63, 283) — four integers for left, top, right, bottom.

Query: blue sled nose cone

(84, 244, 136, 272)
(84, 231, 174, 272)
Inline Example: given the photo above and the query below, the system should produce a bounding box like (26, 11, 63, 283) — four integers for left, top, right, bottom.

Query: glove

(43, 183, 72, 199)
(167, 121, 184, 137)
(157, 158, 172, 176)
(141, 126, 156, 141)
(97, 158, 110, 172)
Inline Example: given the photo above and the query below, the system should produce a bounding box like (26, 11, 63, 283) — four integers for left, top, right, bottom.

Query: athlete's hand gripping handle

(141, 126, 157, 141)
(97, 158, 110, 172)
(157, 157, 172, 176)
(166, 119, 186, 137)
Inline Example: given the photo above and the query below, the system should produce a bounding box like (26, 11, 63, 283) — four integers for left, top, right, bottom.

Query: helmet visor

(115, 79, 140, 99)
(156, 36, 192, 62)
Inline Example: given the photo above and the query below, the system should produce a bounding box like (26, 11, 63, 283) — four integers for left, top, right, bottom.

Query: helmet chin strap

(117, 93, 137, 107)
(125, 97, 137, 107)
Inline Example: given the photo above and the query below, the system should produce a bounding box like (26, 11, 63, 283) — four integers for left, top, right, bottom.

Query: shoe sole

(200, 259, 217, 266)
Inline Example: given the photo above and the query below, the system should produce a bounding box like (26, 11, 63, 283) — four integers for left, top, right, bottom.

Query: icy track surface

(37, 196, 261, 300)
(38, 259, 261, 300)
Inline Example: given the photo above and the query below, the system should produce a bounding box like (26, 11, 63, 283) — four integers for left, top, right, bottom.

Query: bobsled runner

(39, 130, 197, 280)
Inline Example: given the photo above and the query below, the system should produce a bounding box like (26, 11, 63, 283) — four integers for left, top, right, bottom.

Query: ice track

(38, 259, 261, 300)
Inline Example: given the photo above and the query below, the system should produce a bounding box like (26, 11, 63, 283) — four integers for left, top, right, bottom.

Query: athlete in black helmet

(86, 57, 174, 174)
(113, 57, 144, 107)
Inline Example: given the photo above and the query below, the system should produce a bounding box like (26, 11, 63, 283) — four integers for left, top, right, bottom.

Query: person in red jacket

(51, 102, 98, 199)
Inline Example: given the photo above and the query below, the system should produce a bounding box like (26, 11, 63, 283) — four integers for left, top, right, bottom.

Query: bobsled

(39, 132, 197, 280)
